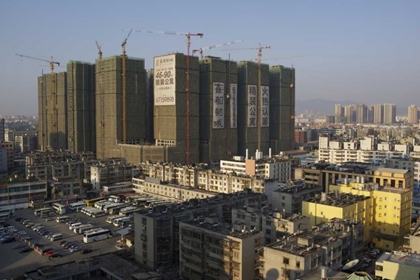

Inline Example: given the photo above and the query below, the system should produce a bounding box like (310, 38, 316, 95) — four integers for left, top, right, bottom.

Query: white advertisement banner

(154, 54, 176, 106)
(260, 86, 270, 127)
(247, 85, 257, 127)
(230, 84, 238, 128)
(213, 82, 225, 129)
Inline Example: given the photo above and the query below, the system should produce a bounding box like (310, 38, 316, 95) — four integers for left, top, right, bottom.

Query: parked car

(12, 244, 27, 250)
(41, 248, 54, 255)
(15, 217, 23, 222)
(64, 243, 74, 249)
(40, 231, 50, 236)
(48, 253, 62, 259)
(69, 246, 81, 253)
(59, 240, 67, 245)
(1, 237, 15, 243)
(19, 247, 34, 253)
(80, 248, 92, 254)
(45, 250, 56, 257)
(21, 235, 32, 240)
(61, 241, 71, 247)
(34, 243, 45, 248)
(45, 217, 54, 222)
(115, 244, 126, 250)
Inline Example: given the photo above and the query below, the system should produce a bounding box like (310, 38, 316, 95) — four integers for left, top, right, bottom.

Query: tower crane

(121, 30, 132, 144)
(192, 40, 243, 60)
(126, 29, 204, 165)
(16, 53, 60, 149)
(96, 41, 105, 158)
(223, 44, 270, 153)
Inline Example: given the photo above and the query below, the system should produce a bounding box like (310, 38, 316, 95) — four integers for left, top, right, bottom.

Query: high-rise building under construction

(237, 61, 270, 157)
(66, 61, 96, 153)
(269, 65, 295, 153)
(37, 72, 68, 151)
(199, 56, 238, 162)
(153, 53, 200, 163)
(95, 56, 147, 159)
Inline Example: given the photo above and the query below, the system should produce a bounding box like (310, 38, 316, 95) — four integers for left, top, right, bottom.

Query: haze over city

(0, 0, 419, 115)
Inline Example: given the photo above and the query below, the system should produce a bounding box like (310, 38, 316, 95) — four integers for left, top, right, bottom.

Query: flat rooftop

(181, 219, 261, 239)
(305, 192, 369, 207)
(377, 251, 420, 267)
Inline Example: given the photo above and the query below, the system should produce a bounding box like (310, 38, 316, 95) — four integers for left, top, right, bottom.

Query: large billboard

(213, 82, 225, 129)
(230, 84, 238, 128)
(247, 85, 257, 127)
(260, 86, 269, 127)
(154, 54, 176, 106)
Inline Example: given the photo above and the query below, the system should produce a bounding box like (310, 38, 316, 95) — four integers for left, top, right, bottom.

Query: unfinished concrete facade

(95, 56, 147, 159)
(38, 72, 68, 151)
(269, 65, 295, 153)
(237, 61, 270, 157)
(67, 61, 96, 153)
(199, 56, 238, 162)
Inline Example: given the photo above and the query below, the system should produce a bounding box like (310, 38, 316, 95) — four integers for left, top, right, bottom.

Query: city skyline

(1, 1, 419, 115)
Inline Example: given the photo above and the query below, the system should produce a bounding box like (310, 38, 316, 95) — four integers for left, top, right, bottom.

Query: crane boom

(249, 55, 303, 62)
(192, 40, 243, 59)
(95, 41, 103, 58)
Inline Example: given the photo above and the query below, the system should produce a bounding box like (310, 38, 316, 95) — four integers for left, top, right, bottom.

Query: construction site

(20, 30, 296, 165)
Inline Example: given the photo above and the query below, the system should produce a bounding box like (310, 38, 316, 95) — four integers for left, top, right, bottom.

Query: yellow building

(302, 192, 373, 242)
(375, 251, 420, 280)
(328, 181, 412, 250)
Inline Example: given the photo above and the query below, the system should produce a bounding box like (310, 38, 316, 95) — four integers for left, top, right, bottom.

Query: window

(283, 257, 289, 265)
(266, 229, 271, 234)
(296, 261, 300, 268)
(266, 221, 272, 226)
(375, 265, 383, 271)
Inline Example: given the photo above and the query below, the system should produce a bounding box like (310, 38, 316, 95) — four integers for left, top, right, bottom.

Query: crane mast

(96, 41, 105, 158)
(121, 29, 132, 144)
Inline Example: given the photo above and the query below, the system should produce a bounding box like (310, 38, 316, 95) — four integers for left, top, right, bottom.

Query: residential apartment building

(132, 177, 216, 201)
(27, 159, 97, 182)
(386, 158, 420, 185)
(374, 104, 384, 124)
(375, 251, 420, 280)
(49, 176, 82, 198)
(133, 191, 267, 270)
(270, 181, 323, 216)
(0, 118, 4, 142)
(0, 177, 47, 208)
(220, 155, 291, 182)
(15, 135, 38, 153)
(25, 150, 95, 166)
(0, 141, 14, 169)
(179, 217, 263, 280)
(232, 206, 310, 244)
(328, 181, 412, 250)
(297, 162, 414, 193)
(262, 219, 364, 279)
(383, 103, 397, 124)
(90, 158, 134, 189)
(138, 161, 279, 195)
(407, 105, 419, 125)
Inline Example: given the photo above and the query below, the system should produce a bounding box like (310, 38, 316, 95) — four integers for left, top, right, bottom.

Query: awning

(116, 227, 131, 236)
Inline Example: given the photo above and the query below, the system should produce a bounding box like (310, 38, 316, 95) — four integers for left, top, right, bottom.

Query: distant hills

(296, 99, 407, 116)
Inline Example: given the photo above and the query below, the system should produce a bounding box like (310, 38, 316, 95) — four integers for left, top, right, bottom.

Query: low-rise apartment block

(0, 141, 14, 169)
(375, 251, 420, 280)
(49, 176, 82, 198)
(220, 155, 291, 181)
(91, 158, 134, 189)
(262, 219, 364, 279)
(0, 177, 47, 208)
(133, 191, 267, 270)
(232, 206, 310, 244)
(179, 217, 263, 280)
(25, 150, 95, 165)
(269, 181, 323, 216)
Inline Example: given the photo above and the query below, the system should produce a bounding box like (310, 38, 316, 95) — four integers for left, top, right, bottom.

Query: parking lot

(0, 207, 122, 275)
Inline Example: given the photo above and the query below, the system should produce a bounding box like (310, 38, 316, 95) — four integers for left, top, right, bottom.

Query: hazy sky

(0, 0, 419, 115)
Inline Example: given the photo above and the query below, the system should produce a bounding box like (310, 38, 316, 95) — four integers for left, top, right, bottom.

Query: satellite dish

(343, 259, 359, 270)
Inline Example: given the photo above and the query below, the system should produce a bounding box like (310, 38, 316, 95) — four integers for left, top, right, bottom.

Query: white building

(220, 156, 291, 182)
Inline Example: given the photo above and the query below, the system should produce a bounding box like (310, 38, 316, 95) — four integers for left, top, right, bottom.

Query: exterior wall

(271, 185, 323, 215)
(375, 252, 420, 280)
(0, 180, 47, 206)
